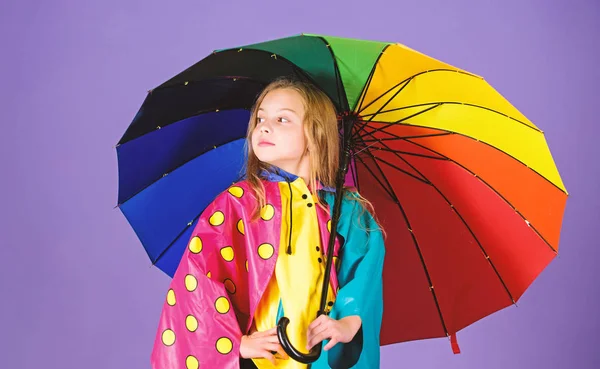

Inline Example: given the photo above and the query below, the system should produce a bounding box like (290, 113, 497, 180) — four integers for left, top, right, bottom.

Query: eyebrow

(258, 108, 298, 115)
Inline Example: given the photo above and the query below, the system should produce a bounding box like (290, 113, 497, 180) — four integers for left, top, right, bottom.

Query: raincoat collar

(260, 166, 336, 193)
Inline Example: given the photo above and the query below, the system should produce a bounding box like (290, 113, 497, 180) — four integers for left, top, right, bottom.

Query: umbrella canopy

(116, 33, 568, 351)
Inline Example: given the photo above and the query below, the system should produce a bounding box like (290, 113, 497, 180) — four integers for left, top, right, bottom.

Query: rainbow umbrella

(116, 33, 568, 354)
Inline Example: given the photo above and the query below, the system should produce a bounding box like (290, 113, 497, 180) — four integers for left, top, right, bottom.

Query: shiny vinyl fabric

(118, 33, 568, 357)
(150, 174, 385, 369)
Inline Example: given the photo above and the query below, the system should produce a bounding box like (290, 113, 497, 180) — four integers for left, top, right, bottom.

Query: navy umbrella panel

(116, 42, 349, 276)
(117, 109, 249, 276)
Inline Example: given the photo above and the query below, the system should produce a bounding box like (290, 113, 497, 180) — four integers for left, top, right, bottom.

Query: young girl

(150, 78, 386, 369)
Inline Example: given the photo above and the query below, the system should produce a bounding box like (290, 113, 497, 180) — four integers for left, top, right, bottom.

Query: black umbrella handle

(277, 315, 323, 364)
(276, 115, 357, 364)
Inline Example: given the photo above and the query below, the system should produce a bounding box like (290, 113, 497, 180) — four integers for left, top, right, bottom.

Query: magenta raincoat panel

(150, 179, 341, 369)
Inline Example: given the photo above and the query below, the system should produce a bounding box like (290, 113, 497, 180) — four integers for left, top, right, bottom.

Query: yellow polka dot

(216, 337, 233, 354)
(228, 186, 244, 198)
(237, 219, 245, 235)
(161, 329, 175, 346)
(215, 296, 230, 314)
(166, 289, 176, 306)
(184, 274, 198, 292)
(224, 279, 236, 294)
(189, 236, 202, 254)
(209, 211, 225, 226)
(207, 271, 212, 278)
(220, 246, 234, 262)
(185, 315, 198, 332)
(327, 219, 331, 232)
(245, 260, 248, 272)
(185, 355, 199, 369)
(260, 204, 275, 221)
(257, 243, 274, 260)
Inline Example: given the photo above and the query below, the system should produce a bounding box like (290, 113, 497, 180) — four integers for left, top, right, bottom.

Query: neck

(273, 154, 311, 184)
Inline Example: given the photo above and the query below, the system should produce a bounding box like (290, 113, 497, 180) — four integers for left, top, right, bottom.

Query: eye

(278, 117, 289, 123)
(256, 117, 264, 124)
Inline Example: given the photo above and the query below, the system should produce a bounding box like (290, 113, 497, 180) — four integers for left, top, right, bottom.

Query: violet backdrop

(1, 0, 599, 368)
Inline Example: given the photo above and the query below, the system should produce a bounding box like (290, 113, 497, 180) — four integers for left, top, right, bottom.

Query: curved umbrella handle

(276, 114, 357, 364)
(277, 315, 323, 364)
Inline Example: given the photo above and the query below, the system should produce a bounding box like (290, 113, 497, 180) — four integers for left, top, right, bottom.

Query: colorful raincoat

(150, 168, 385, 368)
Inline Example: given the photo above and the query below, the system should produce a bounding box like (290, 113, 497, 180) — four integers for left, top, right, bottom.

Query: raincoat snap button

(302, 194, 308, 199)
(307, 203, 313, 208)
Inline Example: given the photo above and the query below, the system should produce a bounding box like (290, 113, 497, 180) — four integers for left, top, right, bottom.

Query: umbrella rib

(355, 119, 566, 196)
(354, 103, 442, 141)
(356, 68, 480, 115)
(365, 133, 519, 305)
(361, 132, 452, 143)
(404, 138, 559, 253)
(354, 44, 392, 113)
(368, 155, 432, 184)
(361, 101, 542, 134)
(116, 136, 245, 207)
(353, 147, 452, 340)
(153, 48, 346, 112)
(150, 210, 205, 266)
(362, 126, 558, 254)
(352, 79, 414, 140)
(311, 35, 350, 112)
(363, 145, 448, 161)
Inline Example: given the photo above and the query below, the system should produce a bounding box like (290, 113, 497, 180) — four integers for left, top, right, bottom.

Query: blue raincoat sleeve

(314, 191, 386, 369)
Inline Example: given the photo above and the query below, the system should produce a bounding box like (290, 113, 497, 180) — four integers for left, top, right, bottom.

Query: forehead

(258, 88, 305, 115)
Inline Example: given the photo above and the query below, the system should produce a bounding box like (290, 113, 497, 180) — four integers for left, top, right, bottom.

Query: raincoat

(150, 167, 385, 368)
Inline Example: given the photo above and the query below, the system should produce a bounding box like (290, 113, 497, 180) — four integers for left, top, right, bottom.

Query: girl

(151, 78, 386, 369)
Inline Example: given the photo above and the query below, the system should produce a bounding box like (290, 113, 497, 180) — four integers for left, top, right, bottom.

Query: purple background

(2, 0, 598, 368)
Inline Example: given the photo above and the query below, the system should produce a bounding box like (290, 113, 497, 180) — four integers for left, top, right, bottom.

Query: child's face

(252, 88, 308, 171)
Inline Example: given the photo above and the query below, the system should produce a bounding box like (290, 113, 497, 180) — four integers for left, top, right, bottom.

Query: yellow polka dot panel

(209, 211, 225, 226)
(245, 260, 248, 272)
(220, 246, 234, 262)
(161, 329, 176, 346)
(188, 236, 202, 254)
(260, 204, 275, 221)
(257, 243, 274, 260)
(184, 274, 198, 292)
(206, 271, 212, 278)
(327, 219, 332, 232)
(224, 279, 236, 294)
(215, 296, 231, 314)
(166, 289, 176, 306)
(185, 355, 199, 369)
(216, 337, 233, 355)
(228, 186, 244, 198)
(237, 219, 245, 235)
(185, 315, 198, 332)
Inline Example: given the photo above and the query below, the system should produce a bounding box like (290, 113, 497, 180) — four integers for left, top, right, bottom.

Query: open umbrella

(116, 33, 568, 359)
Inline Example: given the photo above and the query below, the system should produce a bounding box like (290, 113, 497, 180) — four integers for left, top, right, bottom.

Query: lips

(258, 140, 275, 147)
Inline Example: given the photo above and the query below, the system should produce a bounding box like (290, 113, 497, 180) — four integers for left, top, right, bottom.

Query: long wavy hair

(243, 77, 383, 235)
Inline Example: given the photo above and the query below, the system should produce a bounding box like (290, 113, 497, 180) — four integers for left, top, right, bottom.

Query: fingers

(251, 327, 277, 338)
(323, 337, 339, 351)
(307, 314, 328, 331)
(274, 345, 289, 360)
(306, 324, 328, 349)
(307, 327, 334, 350)
(260, 350, 276, 365)
(307, 316, 333, 349)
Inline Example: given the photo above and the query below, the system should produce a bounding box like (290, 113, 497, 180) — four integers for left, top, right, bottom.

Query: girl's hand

(240, 327, 289, 365)
(306, 315, 362, 351)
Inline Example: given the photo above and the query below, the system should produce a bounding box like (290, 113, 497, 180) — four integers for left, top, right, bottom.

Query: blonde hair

(243, 77, 384, 237)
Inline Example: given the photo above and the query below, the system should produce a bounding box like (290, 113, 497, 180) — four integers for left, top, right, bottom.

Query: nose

(259, 120, 272, 133)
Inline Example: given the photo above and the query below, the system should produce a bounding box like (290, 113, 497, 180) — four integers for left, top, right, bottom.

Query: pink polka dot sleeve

(150, 188, 249, 369)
